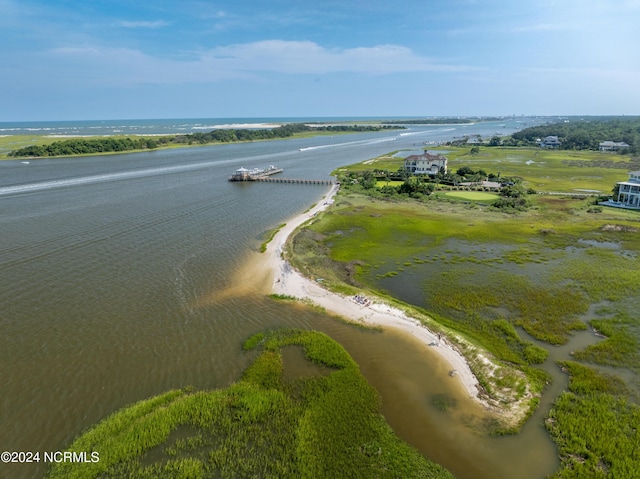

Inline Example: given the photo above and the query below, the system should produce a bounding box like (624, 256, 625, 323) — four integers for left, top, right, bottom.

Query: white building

(612, 171, 640, 209)
(538, 136, 561, 148)
(229, 167, 252, 180)
(404, 151, 448, 176)
(599, 141, 630, 152)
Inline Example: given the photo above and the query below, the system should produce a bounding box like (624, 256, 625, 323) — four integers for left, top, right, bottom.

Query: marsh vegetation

(287, 146, 640, 476)
(47, 329, 453, 478)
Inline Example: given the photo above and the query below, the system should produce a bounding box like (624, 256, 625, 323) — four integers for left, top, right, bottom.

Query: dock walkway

(229, 165, 334, 185)
(254, 177, 335, 185)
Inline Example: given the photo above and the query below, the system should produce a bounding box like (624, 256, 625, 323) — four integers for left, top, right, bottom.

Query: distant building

(599, 141, 630, 152)
(602, 171, 640, 210)
(538, 136, 561, 148)
(404, 151, 448, 176)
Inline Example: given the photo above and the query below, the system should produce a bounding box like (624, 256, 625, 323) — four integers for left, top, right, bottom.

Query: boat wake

(299, 135, 397, 152)
(0, 162, 216, 197)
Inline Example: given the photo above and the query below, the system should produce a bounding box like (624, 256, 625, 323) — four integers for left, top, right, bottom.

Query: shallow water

(0, 120, 566, 478)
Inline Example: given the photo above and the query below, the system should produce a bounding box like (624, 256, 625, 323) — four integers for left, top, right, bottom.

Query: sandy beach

(264, 184, 486, 405)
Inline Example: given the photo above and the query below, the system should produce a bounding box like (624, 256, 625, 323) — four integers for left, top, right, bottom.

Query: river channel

(1, 120, 574, 478)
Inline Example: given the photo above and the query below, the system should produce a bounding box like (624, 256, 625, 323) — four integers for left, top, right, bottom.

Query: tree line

(339, 165, 530, 211)
(8, 123, 402, 157)
(8, 137, 166, 157)
(505, 117, 640, 152)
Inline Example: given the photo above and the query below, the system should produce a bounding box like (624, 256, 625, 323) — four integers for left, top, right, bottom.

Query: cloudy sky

(2, 0, 639, 120)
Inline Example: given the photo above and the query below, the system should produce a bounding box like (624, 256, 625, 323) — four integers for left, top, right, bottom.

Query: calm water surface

(2, 121, 562, 478)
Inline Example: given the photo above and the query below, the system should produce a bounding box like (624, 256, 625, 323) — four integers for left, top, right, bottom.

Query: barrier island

(6, 123, 402, 158)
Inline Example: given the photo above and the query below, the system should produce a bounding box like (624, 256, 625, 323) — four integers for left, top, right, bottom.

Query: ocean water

(0, 117, 381, 137)
(0, 116, 544, 137)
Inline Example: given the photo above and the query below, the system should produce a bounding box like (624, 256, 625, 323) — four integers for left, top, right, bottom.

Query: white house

(404, 151, 448, 176)
(608, 171, 640, 209)
(599, 141, 630, 152)
(538, 136, 561, 148)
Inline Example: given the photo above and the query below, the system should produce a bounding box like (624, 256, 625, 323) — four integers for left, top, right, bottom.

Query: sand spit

(264, 185, 492, 406)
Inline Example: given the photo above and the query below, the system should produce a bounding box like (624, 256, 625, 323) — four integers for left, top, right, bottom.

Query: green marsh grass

(0, 135, 66, 158)
(48, 329, 453, 479)
(573, 314, 640, 371)
(547, 361, 640, 478)
(289, 148, 640, 473)
(259, 223, 286, 252)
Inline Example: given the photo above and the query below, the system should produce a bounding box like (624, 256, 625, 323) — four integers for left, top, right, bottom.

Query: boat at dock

(228, 165, 283, 181)
(228, 165, 335, 185)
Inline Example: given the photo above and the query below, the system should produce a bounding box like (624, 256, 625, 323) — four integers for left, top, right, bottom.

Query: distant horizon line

(2, 114, 639, 124)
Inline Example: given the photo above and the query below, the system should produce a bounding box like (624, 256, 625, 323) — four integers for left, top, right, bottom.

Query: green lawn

(439, 191, 500, 202)
(375, 180, 405, 188)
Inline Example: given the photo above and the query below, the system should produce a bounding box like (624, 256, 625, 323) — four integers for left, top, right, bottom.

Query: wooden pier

(229, 166, 283, 181)
(228, 166, 335, 185)
(254, 177, 335, 185)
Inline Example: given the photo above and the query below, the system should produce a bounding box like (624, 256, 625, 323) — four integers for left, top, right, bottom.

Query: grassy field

(287, 148, 640, 476)
(444, 146, 639, 194)
(47, 329, 453, 479)
(0, 135, 64, 158)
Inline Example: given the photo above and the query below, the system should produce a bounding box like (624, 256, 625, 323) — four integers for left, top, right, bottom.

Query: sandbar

(263, 184, 486, 405)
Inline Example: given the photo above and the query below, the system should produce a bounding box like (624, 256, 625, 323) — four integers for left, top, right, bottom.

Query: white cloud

(203, 40, 477, 75)
(47, 40, 476, 85)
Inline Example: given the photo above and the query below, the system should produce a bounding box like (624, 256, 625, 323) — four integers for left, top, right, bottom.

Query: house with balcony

(404, 151, 448, 176)
(602, 171, 640, 210)
(537, 136, 561, 148)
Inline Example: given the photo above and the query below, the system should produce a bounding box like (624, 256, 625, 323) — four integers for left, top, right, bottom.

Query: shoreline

(263, 184, 488, 406)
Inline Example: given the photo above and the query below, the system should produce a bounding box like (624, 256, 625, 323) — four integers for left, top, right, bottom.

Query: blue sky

(2, 0, 639, 120)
